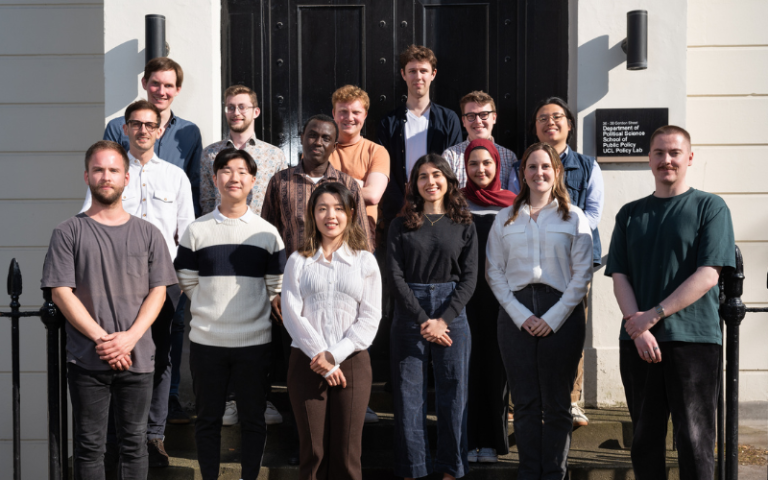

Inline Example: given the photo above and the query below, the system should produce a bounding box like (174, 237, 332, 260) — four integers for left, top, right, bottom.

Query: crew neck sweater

(174, 209, 286, 347)
(386, 215, 478, 324)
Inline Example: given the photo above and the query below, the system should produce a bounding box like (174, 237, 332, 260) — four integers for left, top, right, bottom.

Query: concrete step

(146, 445, 681, 480)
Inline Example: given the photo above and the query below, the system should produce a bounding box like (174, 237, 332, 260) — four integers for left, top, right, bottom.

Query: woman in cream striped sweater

(281, 182, 382, 480)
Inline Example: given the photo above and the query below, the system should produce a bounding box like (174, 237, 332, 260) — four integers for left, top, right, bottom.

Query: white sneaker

(468, 448, 478, 463)
(222, 400, 238, 426)
(264, 401, 283, 425)
(364, 406, 379, 423)
(477, 447, 498, 463)
(571, 403, 589, 426)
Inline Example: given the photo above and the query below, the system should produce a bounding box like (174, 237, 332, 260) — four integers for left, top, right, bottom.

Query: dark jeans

(391, 282, 471, 479)
(67, 364, 153, 480)
(106, 288, 178, 443)
(498, 284, 585, 480)
(620, 340, 720, 480)
(169, 293, 187, 398)
(189, 341, 271, 480)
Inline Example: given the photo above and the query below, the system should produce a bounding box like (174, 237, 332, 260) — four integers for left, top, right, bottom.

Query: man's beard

(89, 181, 125, 206)
(229, 117, 253, 133)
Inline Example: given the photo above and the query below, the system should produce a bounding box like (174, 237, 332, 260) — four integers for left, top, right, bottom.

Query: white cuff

(323, 365, 340, 378)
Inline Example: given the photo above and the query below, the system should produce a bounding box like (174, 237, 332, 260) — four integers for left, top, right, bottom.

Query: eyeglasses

(462, 111, 495, 122)
(536, 113, 567, 124)
(224, 104, 256, 114)
(126, 120, 160, 132)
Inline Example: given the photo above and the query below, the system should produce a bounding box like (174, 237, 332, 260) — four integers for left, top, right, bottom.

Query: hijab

(461, 139, 517, 207)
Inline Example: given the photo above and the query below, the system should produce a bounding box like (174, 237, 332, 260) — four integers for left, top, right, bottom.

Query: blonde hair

(332, 85, 370, 112)
(224, 85, 258, 108)
(506, 143, 571, 225)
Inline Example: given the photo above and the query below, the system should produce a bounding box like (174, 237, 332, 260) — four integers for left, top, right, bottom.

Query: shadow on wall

(576, 35, 626, 156)
(105, 39, 145, 117)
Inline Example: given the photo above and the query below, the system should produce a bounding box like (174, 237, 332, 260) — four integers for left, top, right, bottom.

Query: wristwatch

(654, 304, 666, 319)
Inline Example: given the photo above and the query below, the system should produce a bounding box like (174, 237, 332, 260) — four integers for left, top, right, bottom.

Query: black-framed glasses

(462, 111, 495, 122)
(126, 120, 160, 132)
(536, 113, 567, 124)
(224, 104, 256, 114)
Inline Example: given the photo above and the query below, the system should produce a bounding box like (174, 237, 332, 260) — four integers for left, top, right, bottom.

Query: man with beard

(199, 85, 289, 428)
(42, 140, 178, 479)
(200, 85, 288, 216)
(82, 100, 195, 467)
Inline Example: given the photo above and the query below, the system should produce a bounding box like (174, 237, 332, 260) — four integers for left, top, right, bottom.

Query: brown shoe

(147, 438, 170, 468)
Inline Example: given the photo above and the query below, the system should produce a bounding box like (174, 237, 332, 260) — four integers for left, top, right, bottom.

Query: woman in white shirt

(281, 182, 382, 480)
(486, 143, 593, 480)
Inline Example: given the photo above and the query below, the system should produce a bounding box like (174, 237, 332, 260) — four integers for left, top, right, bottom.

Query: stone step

(145, 446, 681, 480)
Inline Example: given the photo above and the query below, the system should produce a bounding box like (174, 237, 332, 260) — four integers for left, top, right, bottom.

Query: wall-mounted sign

(595, 108, 668, 162)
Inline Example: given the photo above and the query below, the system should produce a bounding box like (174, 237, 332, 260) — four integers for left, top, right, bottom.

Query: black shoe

(147, 438, 170, 468)
(167, 395, 191, 425)
(104, 441, 119, 472)
(288, 448, 300, 466)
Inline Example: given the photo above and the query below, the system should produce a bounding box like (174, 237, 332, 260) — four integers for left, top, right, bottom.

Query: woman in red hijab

(462, 139, 516, 463)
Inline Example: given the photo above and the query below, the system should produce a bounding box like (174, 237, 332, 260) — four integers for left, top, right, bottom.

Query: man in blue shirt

(104, 57, 203, 216)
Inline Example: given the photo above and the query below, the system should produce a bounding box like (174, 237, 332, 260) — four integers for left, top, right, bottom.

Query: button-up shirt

(200, 133, 288, 216)
(281, 244, 382, 376)
(442, 138, 518, 191)
(104, 111, 203, 216)
(81, 152, 195, 260)
(261, 161, 374, 258)
(485, 201, 593, 332)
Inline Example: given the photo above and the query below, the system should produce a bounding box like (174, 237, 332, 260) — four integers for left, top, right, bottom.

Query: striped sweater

(174, 207, 286, 348)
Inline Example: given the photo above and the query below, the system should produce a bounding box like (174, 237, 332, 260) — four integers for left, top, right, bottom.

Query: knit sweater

(174, 208, 286, 347)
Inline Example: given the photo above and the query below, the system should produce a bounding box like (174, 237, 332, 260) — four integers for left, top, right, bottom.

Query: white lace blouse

(281, 244, 382, 377)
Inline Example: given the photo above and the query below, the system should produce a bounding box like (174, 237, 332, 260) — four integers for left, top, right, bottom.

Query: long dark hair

(507, 143, 571, 224)
(528, 96, 576, 145)
(401, 153, 472, 230)
(299, 182, 369, 256)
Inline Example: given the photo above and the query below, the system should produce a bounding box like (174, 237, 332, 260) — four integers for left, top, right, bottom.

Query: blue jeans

(68, 364, 153, 480)
(169, 293, 187, 398)
(391, 282, 471, 479)
(498, 284, 585, 480)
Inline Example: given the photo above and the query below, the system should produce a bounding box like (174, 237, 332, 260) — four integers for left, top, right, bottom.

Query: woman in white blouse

(486, 143, 593, 480)
(281, 182, 382, 480)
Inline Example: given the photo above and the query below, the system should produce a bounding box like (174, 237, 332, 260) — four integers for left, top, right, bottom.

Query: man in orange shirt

(330, 85, 390, 237)
(329, 85, 390, 424)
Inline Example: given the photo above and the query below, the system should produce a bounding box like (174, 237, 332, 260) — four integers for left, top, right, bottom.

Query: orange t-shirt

(329, 137, 390, 224)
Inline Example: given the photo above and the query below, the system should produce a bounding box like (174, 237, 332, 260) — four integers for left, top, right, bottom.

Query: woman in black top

(387, 153, 478, 480)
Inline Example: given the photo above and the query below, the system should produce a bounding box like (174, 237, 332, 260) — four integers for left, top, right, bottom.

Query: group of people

(40, 44, 734, 480)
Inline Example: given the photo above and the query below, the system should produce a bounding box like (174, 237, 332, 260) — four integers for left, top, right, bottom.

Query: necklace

(424, 213, 445, 226)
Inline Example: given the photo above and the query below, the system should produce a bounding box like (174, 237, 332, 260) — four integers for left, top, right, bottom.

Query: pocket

(501, 222, 528, 259)
(126, 253, 149, 278)
(153, 190, 174, 204)
(544, 222, 575, 259)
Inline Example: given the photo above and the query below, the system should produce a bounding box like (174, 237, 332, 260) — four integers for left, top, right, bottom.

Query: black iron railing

(1, 259, 68, 480)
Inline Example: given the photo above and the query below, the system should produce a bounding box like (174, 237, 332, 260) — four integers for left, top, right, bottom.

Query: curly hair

(299, 182, 369, 257)
(506, 143, 571, 224)
(401, 154, 472, 230)
(332, 85, 370, 112)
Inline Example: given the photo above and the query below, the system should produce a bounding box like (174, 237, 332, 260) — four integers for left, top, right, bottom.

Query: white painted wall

(687, 0, 768, 402)
(0, 1, 104, 477)
(104, 0, 222, 147)
(574, 0, 689, 407)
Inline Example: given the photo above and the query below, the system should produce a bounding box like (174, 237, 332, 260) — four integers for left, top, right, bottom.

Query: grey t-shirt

(41, 213, 178, 373)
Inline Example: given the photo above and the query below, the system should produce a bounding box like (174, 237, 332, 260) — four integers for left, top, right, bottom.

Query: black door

(223, 0, 568, 164)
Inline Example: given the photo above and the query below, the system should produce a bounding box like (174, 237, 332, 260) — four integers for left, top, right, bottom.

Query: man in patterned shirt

(200, 85, 288, 216)
(442, 91, 518, 190)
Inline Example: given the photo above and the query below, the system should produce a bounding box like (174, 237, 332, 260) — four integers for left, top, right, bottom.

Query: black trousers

(619, 340, 720, 480)
(190, 342, 271, 480)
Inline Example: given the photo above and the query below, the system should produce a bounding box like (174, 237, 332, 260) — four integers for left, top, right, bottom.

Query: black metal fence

(2, 246, 766, 480)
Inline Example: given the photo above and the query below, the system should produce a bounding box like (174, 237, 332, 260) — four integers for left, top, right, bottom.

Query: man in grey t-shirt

(41, 141, 177, 479)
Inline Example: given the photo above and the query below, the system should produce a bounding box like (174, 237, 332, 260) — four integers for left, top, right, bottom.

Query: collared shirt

(281, 244, 382, 376)
(104, 111, 203, 216)
(486, 200, 593, 333)
(261, 162, 374, 258)
(81, 152, 195, 260)
(200, 133, 288, 216)
(212, 205, 255, 224)
(442, 138, 518, 191)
